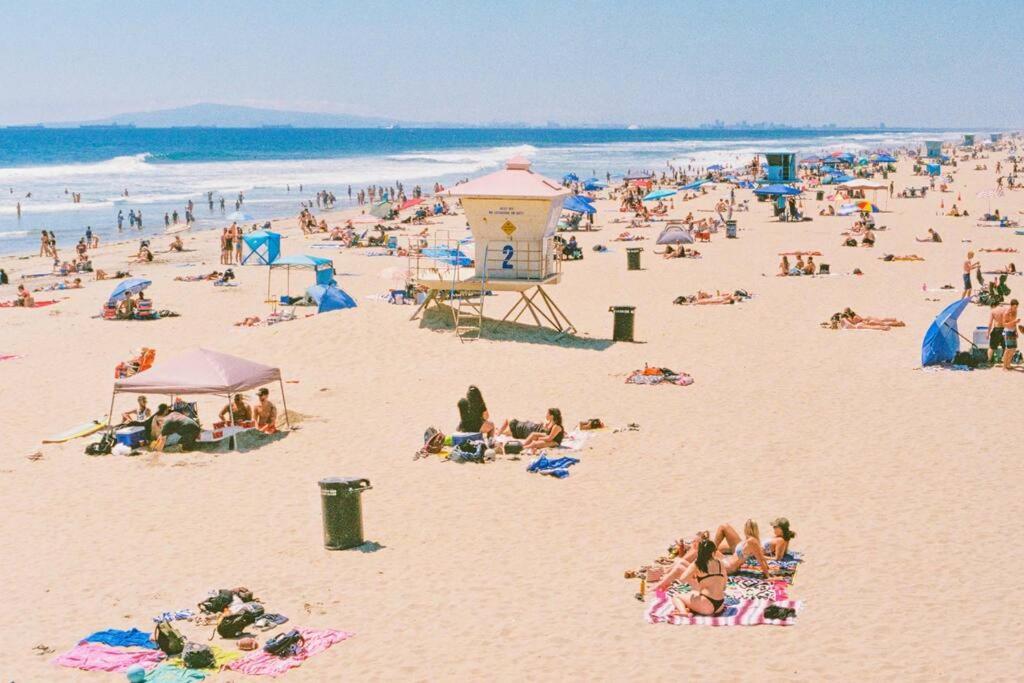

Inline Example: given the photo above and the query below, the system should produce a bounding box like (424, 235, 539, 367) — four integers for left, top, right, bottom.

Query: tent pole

(278, 378, 292, 429)
(228, 393, 237, 451)
(106, 391, 117, 430)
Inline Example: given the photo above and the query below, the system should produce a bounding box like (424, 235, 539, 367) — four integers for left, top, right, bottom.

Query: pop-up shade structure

(562, 195, 596, 214)
(754, 184, 801, 196)
(922, 298, 971, 366)
(107, 347, 290, 431)
(241, 230, 281, 265)
(268, 254, 335, 301)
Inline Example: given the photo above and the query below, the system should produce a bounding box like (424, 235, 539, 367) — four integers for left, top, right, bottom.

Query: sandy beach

(3, 144, 1024, 681)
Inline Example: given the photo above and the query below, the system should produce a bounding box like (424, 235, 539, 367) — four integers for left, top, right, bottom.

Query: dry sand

(2, 149, 1023, 681)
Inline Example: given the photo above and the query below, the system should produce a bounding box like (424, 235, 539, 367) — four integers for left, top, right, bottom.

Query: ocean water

(0, 127, 968, 255)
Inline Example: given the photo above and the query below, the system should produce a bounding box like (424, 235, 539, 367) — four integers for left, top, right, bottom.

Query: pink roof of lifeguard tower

(444, 157, 569, 199)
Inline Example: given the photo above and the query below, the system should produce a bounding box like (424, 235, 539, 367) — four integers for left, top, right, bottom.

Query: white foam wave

(0, 153, 153, 180)
(0, 229, 30, 239)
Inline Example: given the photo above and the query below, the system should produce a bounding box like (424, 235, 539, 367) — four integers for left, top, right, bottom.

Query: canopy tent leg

(227, 393, 237, 451)
(106, 391, 117, 431)
(278, 378, 292, 429)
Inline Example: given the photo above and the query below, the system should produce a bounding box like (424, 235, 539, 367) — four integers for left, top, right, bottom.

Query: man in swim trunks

(963, 251, 980, 299)
(989, 304, 1007, 363)
(254, 387, 278, 434)
(1001, 299, 1020, 370)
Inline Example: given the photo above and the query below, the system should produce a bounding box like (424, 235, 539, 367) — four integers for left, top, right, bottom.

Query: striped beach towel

(645, 593, 801, 626)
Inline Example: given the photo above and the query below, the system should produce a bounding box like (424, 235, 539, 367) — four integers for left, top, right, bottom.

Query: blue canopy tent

(563, 195, 596, 214)
(582, 180, 607, 191)
(679, 179, 708, 191)
(926, 163, 941, 176)
(241, 230, 282, 265)
(872, 153, 897, 163)
(562, 172, 579, 183)
(707, 164, 723, 171)
(921, 298, 971, 366)
(305, 284, 357, 314)
(753, 184, 801, 196)
(643, 189, 677, 201)
(268, 254, 335, 303)
(108, 278, 151, 304)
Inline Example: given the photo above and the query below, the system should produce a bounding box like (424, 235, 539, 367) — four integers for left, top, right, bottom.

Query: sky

(1, 0, 1022, 128)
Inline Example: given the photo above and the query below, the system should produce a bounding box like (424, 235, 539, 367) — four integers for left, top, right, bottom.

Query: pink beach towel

(224, 628, 353, 677)
(645, 594, 801, 627)
(54, 642, 165, 672)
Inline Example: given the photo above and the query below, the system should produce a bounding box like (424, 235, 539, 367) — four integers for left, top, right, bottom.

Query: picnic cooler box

(319, 477, 372, 550)
(115, 426, 147, 448)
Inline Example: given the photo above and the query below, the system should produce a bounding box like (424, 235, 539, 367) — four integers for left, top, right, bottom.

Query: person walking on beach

(232, 222, 243, 263)
(1001, 300, 1021, 370)
(117, 210, 124, 231)
(39, 230, 49, 257)
(963, 251, 980, 299)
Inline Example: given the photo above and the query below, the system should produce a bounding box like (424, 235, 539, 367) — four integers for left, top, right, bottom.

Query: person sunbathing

(95, 269, 131, 280)
(861, 228, 875, 247)
(134, 246, 154, 263)
(175, 271, 224, 282)
(714, 520, 773, 578)
(842, 308, 904, 326)
(818, 205, 835, 216)
(520, 408, 564, 453)
(991, 262, 1018, 275)
(663, 245, 695, 259)
(947, 205, 963, 217)
(676, 290, 737, 305)
(980, 248, 1018, 254)
(651, 538, 728, 617)
(881, 254, 924, 261)
(916, 228, 942, 243)
(650, 201, 668, 216)
(235, 315, 262, 327)
(765, 518, 795, 560)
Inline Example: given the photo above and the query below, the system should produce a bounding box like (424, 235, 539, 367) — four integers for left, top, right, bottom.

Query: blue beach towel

(527, 455, 580, 478)
(81, 627, 157, 649)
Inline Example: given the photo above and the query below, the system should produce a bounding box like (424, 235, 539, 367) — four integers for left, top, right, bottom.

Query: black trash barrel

(626, 247, 643, 271)
(815, 190, 824, 201)
(609, 306, 636, 342)
(319, 477, 372, 550)
(725, 220, 737, 238)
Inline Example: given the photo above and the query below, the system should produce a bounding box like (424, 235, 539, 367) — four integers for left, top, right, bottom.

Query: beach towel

(167, 645, 242, 670)
(54, 642, 165, 672)
(224, 628, 353, 677)
(143, 664, 206, 682)
(626, 369, 694, 386)
(527, 455, 579, 478)
(0, 299, 59, 308)
(152, 609, 194, 623)
(645, 594, 800, 626)
(0, 354, 22, 361)
(81, 627, 157, 649)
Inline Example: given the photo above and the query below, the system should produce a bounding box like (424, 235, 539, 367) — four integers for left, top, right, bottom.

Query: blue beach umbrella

(107, 277, 151, 304)
(563, 195, 596, 214)
(643, 189, 677, 201)
(562, 172, 579, 183)
(679, 179, 708, 191)
(753, 184, 801, 196)
(872, 153, 897, 163)
(921, 298, 971, 366)
(707, 164, 723, 171)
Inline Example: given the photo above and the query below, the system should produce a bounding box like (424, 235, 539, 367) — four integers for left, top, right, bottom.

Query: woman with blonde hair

(714, 519, 773, 578)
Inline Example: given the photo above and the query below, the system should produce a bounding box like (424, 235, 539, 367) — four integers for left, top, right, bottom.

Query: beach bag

(264, 629, 304, 657)
(423, 427, 445, 454)
(232, 586, 254, 603)
(199, 589, 234, 614)
(504, 440, 523, 455)
(181, 642, 216, 669)
(217, 611, 257, 638)
(763, 605, 797, 621)
(153, 621, 185, 656)
(85, 432, 116, 456)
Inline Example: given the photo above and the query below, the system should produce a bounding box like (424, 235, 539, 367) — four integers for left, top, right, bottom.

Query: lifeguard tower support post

(410, 157, 575, 340)
(761, 152, 797, 183)
(924, 140, 943, 159)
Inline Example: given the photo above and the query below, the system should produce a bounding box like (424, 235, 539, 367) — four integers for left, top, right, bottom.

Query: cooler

(973, 326, 989, 349)
(115, 426, 147, 447)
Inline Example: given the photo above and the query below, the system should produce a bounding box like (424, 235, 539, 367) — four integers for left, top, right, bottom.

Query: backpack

(153, 621, 185, 656)
(264, 629, 304, 657)
(199, 589, 234, 614)
(422, 427, 445, 454)
(181, 642, 216, 669)
(85, 432, 116, 456)
(217, 611, 257, 638)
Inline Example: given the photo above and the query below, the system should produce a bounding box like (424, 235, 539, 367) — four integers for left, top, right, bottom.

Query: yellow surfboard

(43, 419, 107, 444)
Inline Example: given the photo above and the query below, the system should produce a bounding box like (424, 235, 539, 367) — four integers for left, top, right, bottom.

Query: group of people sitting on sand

(778, 254, 825, 276)
(449, 385, 566, 457)
(661, 245, 701, 259)
(842, 221, 875, 247)
(822, 307, 905, 330)
(298, 209, 328, 235)
(946, 204, 969, 217)
(651, 518, 795, 617)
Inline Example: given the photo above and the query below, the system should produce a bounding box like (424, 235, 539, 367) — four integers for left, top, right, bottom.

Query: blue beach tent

(563, 195, 596, 214)
(306, 284, 357, 313)
(241, 230, 282, 265)
(921, 298, 971, 366)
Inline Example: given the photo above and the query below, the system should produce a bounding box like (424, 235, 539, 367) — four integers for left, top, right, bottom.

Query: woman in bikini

(653, 538, 729, 617)
(521, 408, 564, 453)
(765, 518, 796, 560)
(714, 519, 773, 578)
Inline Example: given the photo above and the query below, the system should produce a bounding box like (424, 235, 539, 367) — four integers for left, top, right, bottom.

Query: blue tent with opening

(563, 195, 596, 214)
(754, 184, 801, 196)
(305, 284, 357, 313)
(921, 298, 971, 366)
(241, 230, 282, 265)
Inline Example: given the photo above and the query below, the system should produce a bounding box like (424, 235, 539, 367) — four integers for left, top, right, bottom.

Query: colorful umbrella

(400, 198, 424, 211)
(856, 201, 879, 213)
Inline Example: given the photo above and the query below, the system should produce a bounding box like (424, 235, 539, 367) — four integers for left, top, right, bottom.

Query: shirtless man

(254, 388, 278, 433)
(989, 303, 1007, 363)
(1001, 299, 1020, 370)
(219, 394, 253, 424)
(963, 251, 980, 299)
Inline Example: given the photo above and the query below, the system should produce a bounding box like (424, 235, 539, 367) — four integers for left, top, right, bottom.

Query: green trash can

(626, 247, 643, 271)
(609, 306, 636, 342)
(319, 477, 372, 550)
(815, 190, 824, 201)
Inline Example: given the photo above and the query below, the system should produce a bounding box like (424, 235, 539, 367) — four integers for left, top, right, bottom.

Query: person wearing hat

(254, 388, 278, 434)
(766, 518, 796, 560)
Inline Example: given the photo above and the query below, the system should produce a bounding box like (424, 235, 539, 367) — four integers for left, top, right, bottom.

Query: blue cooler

(450, 432, 483, 446)
(115, 426, 147, 447)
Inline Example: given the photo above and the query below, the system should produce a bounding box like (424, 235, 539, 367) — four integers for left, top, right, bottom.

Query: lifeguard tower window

(484, 239, 554, 281)
(763, 153, 797, 183)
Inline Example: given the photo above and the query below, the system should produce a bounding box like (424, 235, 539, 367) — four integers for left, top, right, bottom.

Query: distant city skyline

(1, 0, 1022, 128)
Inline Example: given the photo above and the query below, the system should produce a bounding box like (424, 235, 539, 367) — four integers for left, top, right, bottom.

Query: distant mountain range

(36, 103, 456, 129)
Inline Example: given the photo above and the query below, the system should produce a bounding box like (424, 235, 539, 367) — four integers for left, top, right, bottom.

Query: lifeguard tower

(992, 133, 1003, 143)
(924, 140, 943, 159)
(761, 152, 798, 184)
(410, 157, 574, 340)
(963, 134, 976, 147)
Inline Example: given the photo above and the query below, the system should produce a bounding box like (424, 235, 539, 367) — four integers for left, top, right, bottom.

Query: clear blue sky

(1, 0, 1021, 127)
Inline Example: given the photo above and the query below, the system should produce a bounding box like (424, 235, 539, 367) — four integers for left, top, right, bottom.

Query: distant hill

(44, 103, 451, 129)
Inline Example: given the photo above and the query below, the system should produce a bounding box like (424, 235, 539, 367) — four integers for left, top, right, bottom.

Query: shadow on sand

(420, 305, 616, 350)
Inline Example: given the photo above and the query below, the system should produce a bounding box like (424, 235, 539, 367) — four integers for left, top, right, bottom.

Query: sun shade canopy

(113, 348, 281, 395)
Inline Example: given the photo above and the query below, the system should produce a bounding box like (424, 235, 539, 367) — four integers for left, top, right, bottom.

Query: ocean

(0, 127, 969, 255)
